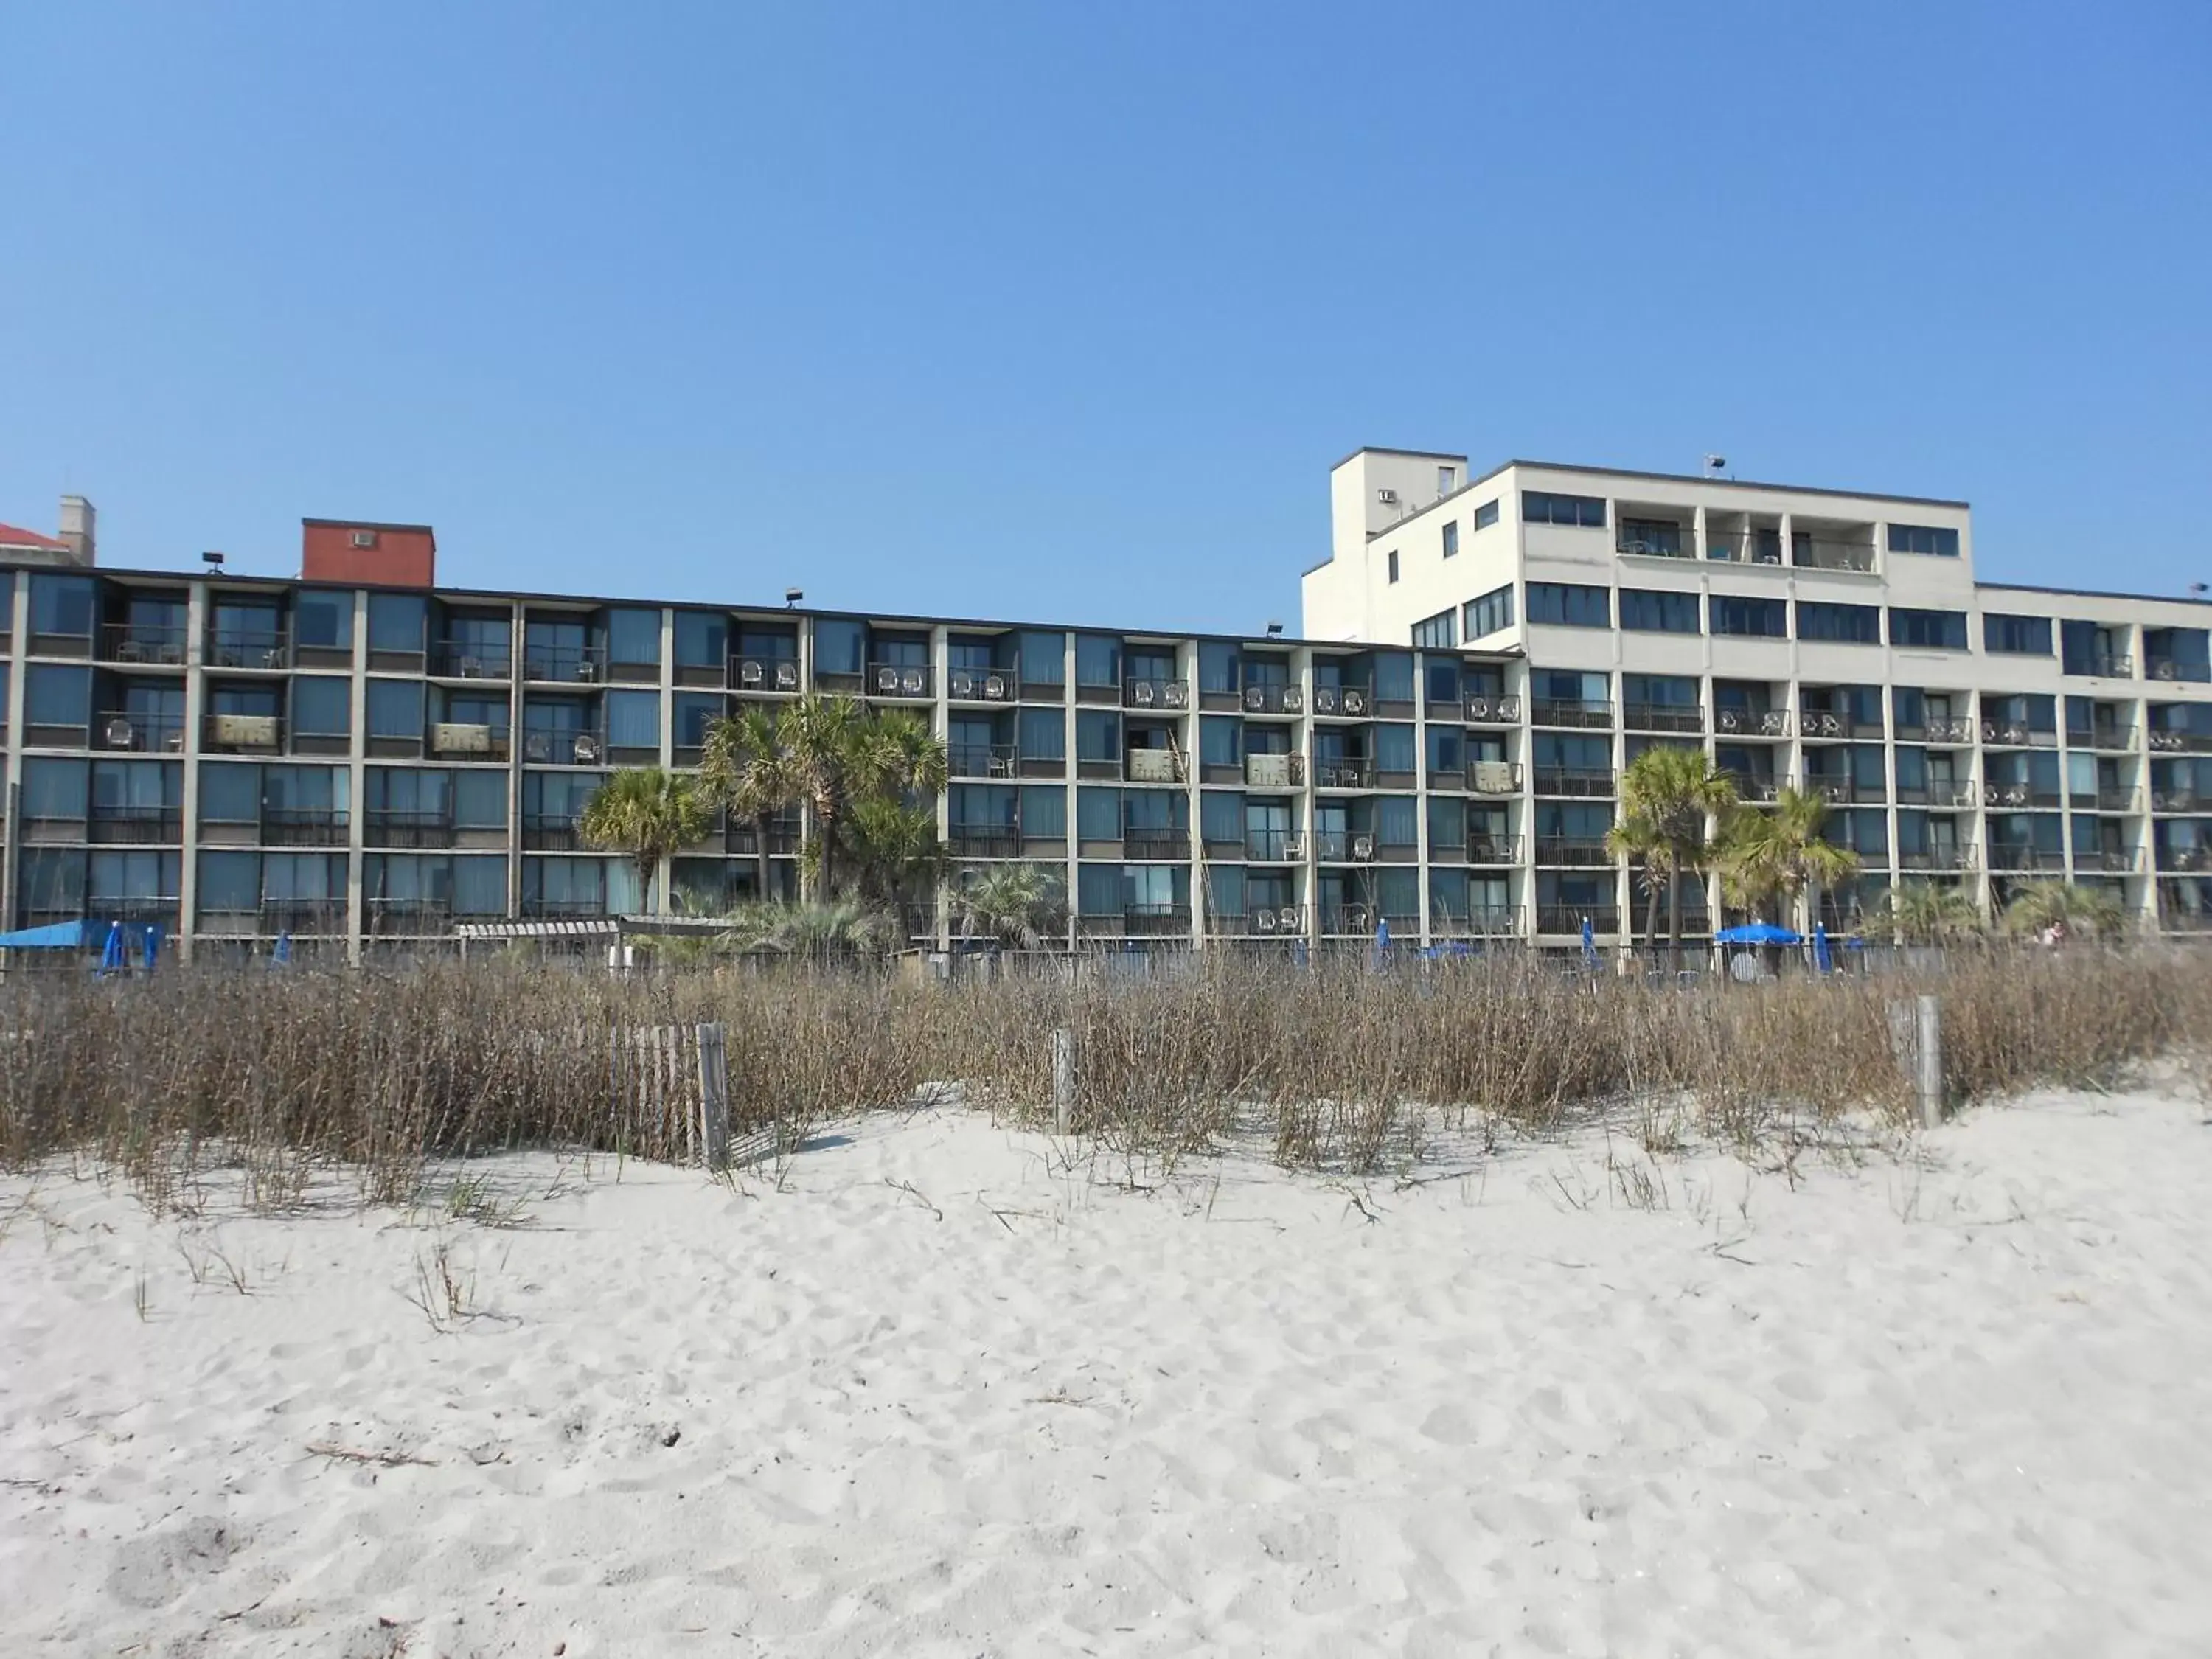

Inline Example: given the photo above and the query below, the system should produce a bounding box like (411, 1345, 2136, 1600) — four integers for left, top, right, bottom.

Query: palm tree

(1605, 745, 1737, 964)
(842, 796, 950, 914)
(721, 897, 900, 960)
(1715, 785, 1860, 931)
(764, 697, 950, 900)
(1606, 810, 1669, 958)
(951, 863, 1068, 950)
(1875, 880, 1985, 945)
(578, 767, 713, 914)
(698, 703, 791, 902)
(2002, 880, 2126, 942)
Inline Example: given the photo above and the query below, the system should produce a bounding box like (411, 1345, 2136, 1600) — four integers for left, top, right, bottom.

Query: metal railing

(2157, 846, 2212, 874)
(729, 654, 802, 693)
(521, 728, 606, 765)
(1242, 753, 1307, 788)
(87, 806, 183, 844)
(366, 810, 456, 849)
(2069, 654, 2133, 678)
(1467, 760, 1523, 795)
(206, 630, 290, 670)
(1463, 693, 1522, 723)
(1623, 703, 1703, 734)
(1244, 829, 1306, 861)
(1213, 905, 1307, 938)
(2148, 658, 2212, 684)
(1243, 683, 1307, 715)
(2075, 846, 2140, 872)
(1794, 539, 1877, 573)
(2069, 725, 2138, 751)
(1535, 838, 1612, 866)
(260, 901, 349, 936)
(1073, 904, 1191, 938)
(1913, 714, 1977, 744)
(948, 824, 1020, 858)
(1121, 825, 1190, 856)
(1897, 846, 1977, 871)
(1124, 749, 1187, 784)
(1714, 708, 1792, 737)
(1980, 720, 2057, 748)
(1431, 905, 1526, 938)
(431, 641, 514, 679)
(525, 644, 608, 683)
(1309, 684, 1373, 717)
(2157, 907, 2212, 933)
(1531, 698, 1613, 729)
(429, 723, 511, 761)
(866, 661, 935, 700)
(2075, 787, 2140, 813)
(1797, 711, 1873, 741)
(946, 665, 1017, 703)
(524, 816, 585, 851)
(202, 712, 285, 753)
(949, 742, 1020, 779)
(1987, 845, 2067, 872)
(1310, 759, 1376, 789)
(1464, 835, 1521, 864)
(1313, 830, 1382, 862)
(260, 808, 348, 846)
(2147, 729, 2212, 754)
(1537, 905, 1619, 934)
(2151, 788, 2201, 813)
(1615, 527, 1692, 559)
(365, 899, 454, 934)
(98, 622, 188, 665)
(1121, 677, 1190, 712)
(95, 711, 187, 753)
(1531, 767, 1614, 797)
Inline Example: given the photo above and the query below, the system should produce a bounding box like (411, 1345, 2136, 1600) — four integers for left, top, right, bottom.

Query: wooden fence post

(1916, 994, 1944, 1130)
(696, 1021, 730, 1171)
(1051, 1026, 1075, 1135)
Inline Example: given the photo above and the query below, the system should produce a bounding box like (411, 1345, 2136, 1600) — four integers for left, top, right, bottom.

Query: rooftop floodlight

(201, 550, 226, 568)
(1265, 620, 1284, 637)
(785, 587, 804, 607)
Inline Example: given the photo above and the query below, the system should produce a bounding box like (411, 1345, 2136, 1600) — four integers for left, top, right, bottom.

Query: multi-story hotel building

(0, 451, 2208, 963)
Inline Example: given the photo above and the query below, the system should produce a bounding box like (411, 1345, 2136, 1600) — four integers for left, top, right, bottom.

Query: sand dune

(6, 1089, 2212, 1656)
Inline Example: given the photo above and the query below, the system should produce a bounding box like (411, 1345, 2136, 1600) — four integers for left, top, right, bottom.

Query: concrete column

(175, 581, 207, 964)
(347, 589, 370, 964)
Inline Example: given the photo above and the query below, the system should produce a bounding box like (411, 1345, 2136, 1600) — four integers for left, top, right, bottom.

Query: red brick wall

(301, 522, 436, 586)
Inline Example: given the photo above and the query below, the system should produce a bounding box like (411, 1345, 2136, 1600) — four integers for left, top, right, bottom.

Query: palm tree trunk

(1667, 868, 1682, 970)
(751, 813, 771, 902)
(639, 855, 658, 916)
(1643, 877, 1661, 961)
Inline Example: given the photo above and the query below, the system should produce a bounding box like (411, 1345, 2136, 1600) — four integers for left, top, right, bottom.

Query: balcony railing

(1987, 845, 2067, 872)
(1537, 905, 1619, 934)
(1624, 703, 1704, 734)
(525, 644, 608, 684)
(729, 654, 801, 693)
(1979, 720, 2057, 748)
(1214, 905, 1306, 938)
(950, 742, 1020, 779)
(1432, 905, 1525, 938)
(1122, 826, 1190, 857)
(365, 898, 454, 935)
(1242, 753, 1307, 788)
(260, 808, 348, 846)
(2151, 788, 2202, 813)
(1310, 683, 1374, 717)
(206, 630, 290, 670)
(2069, 654, 2134, 678)
(1313, 830, 1382, 862)
(2158, 907, 2212, 933)
(726, 821, 802, 857)
(1798, 711, 1874, 741)
(367, 810, 456, 849)
(1245, 829, 1307, 862)
(2075, 846, 2140, 872)
(1463, 693, 1521, 723)
(2157, 846, 2212, 874)
(430, 723, 511, 761)
(1074, 904, 1192, 939)
(2148, 658, 2212, 684)
(867, 662, 934, 700)
(521, 897, 612, 920)
(1714, 708, 1792, 738)
(2146, 728, 2212, 754)
(948, 824, 1020, 858)
(431, 642, 514, 679)
(1801, 776, 1868, 804)
(524, 815, 584, 851)
(1535, 838, 1612, 866)
(1916, 715, 1977, 745)
(1464, 834, 1521, 865)
(521, 728, 604, 766)
(1980, 782, 2039, 809)
(1531, 699, 1613, 730)
(88, 806, 183, 844)
(1531, 768, 1614, 798)
(96, 711, 187, 753)
(1316, 905, 1380, 935)
(2070, 725, 2138, 751)
(1122, 678, 1189, 712)
(99, 622, 188, 666)
(1897, 846, 1977, 872)
(1722, 771, 1781, 803)
(1793, 540, 1877, 573)
(260, 901, 349, 936)
(2075, 787, 2140, 813)
(1467, 760, 1523, 795)
(1616, 528, 1692, 559)
(203, 712, 285, 754)
(1311, 759, 1376, 789)
(1243, 683, 1307, 715)
(86, 899, 182, 929)
(947, 666, 1016, 703)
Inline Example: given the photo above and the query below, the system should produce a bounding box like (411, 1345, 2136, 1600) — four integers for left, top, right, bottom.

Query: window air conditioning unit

(1352, 833, 1375, 861)
(1342, 689, 1369, 715)
(350, 530, 378, 549)
(104, 717, 136, 748)
(1162, 681, 1188, 709)
(875, 667, 901, 694)
(1314, 686, 1340, 714)
(1377, 489, 1399, 506)
(740, 659, 764, 686)
(217, 714, 279, 746)
(1244, 686, 1267, 712)
(573, 734, 601, 764)
(984, 674, 1007, 700)
(950, 671, 976, 698)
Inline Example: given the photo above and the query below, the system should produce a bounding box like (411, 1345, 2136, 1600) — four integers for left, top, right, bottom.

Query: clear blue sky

(2, 2, 2206, 633)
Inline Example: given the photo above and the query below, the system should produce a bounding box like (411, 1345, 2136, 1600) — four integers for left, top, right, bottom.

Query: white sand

(7, 1090, 2212, 1658)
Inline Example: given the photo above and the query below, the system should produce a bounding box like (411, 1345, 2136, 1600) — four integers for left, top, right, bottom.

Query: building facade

(1, 453, 2208, 964)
